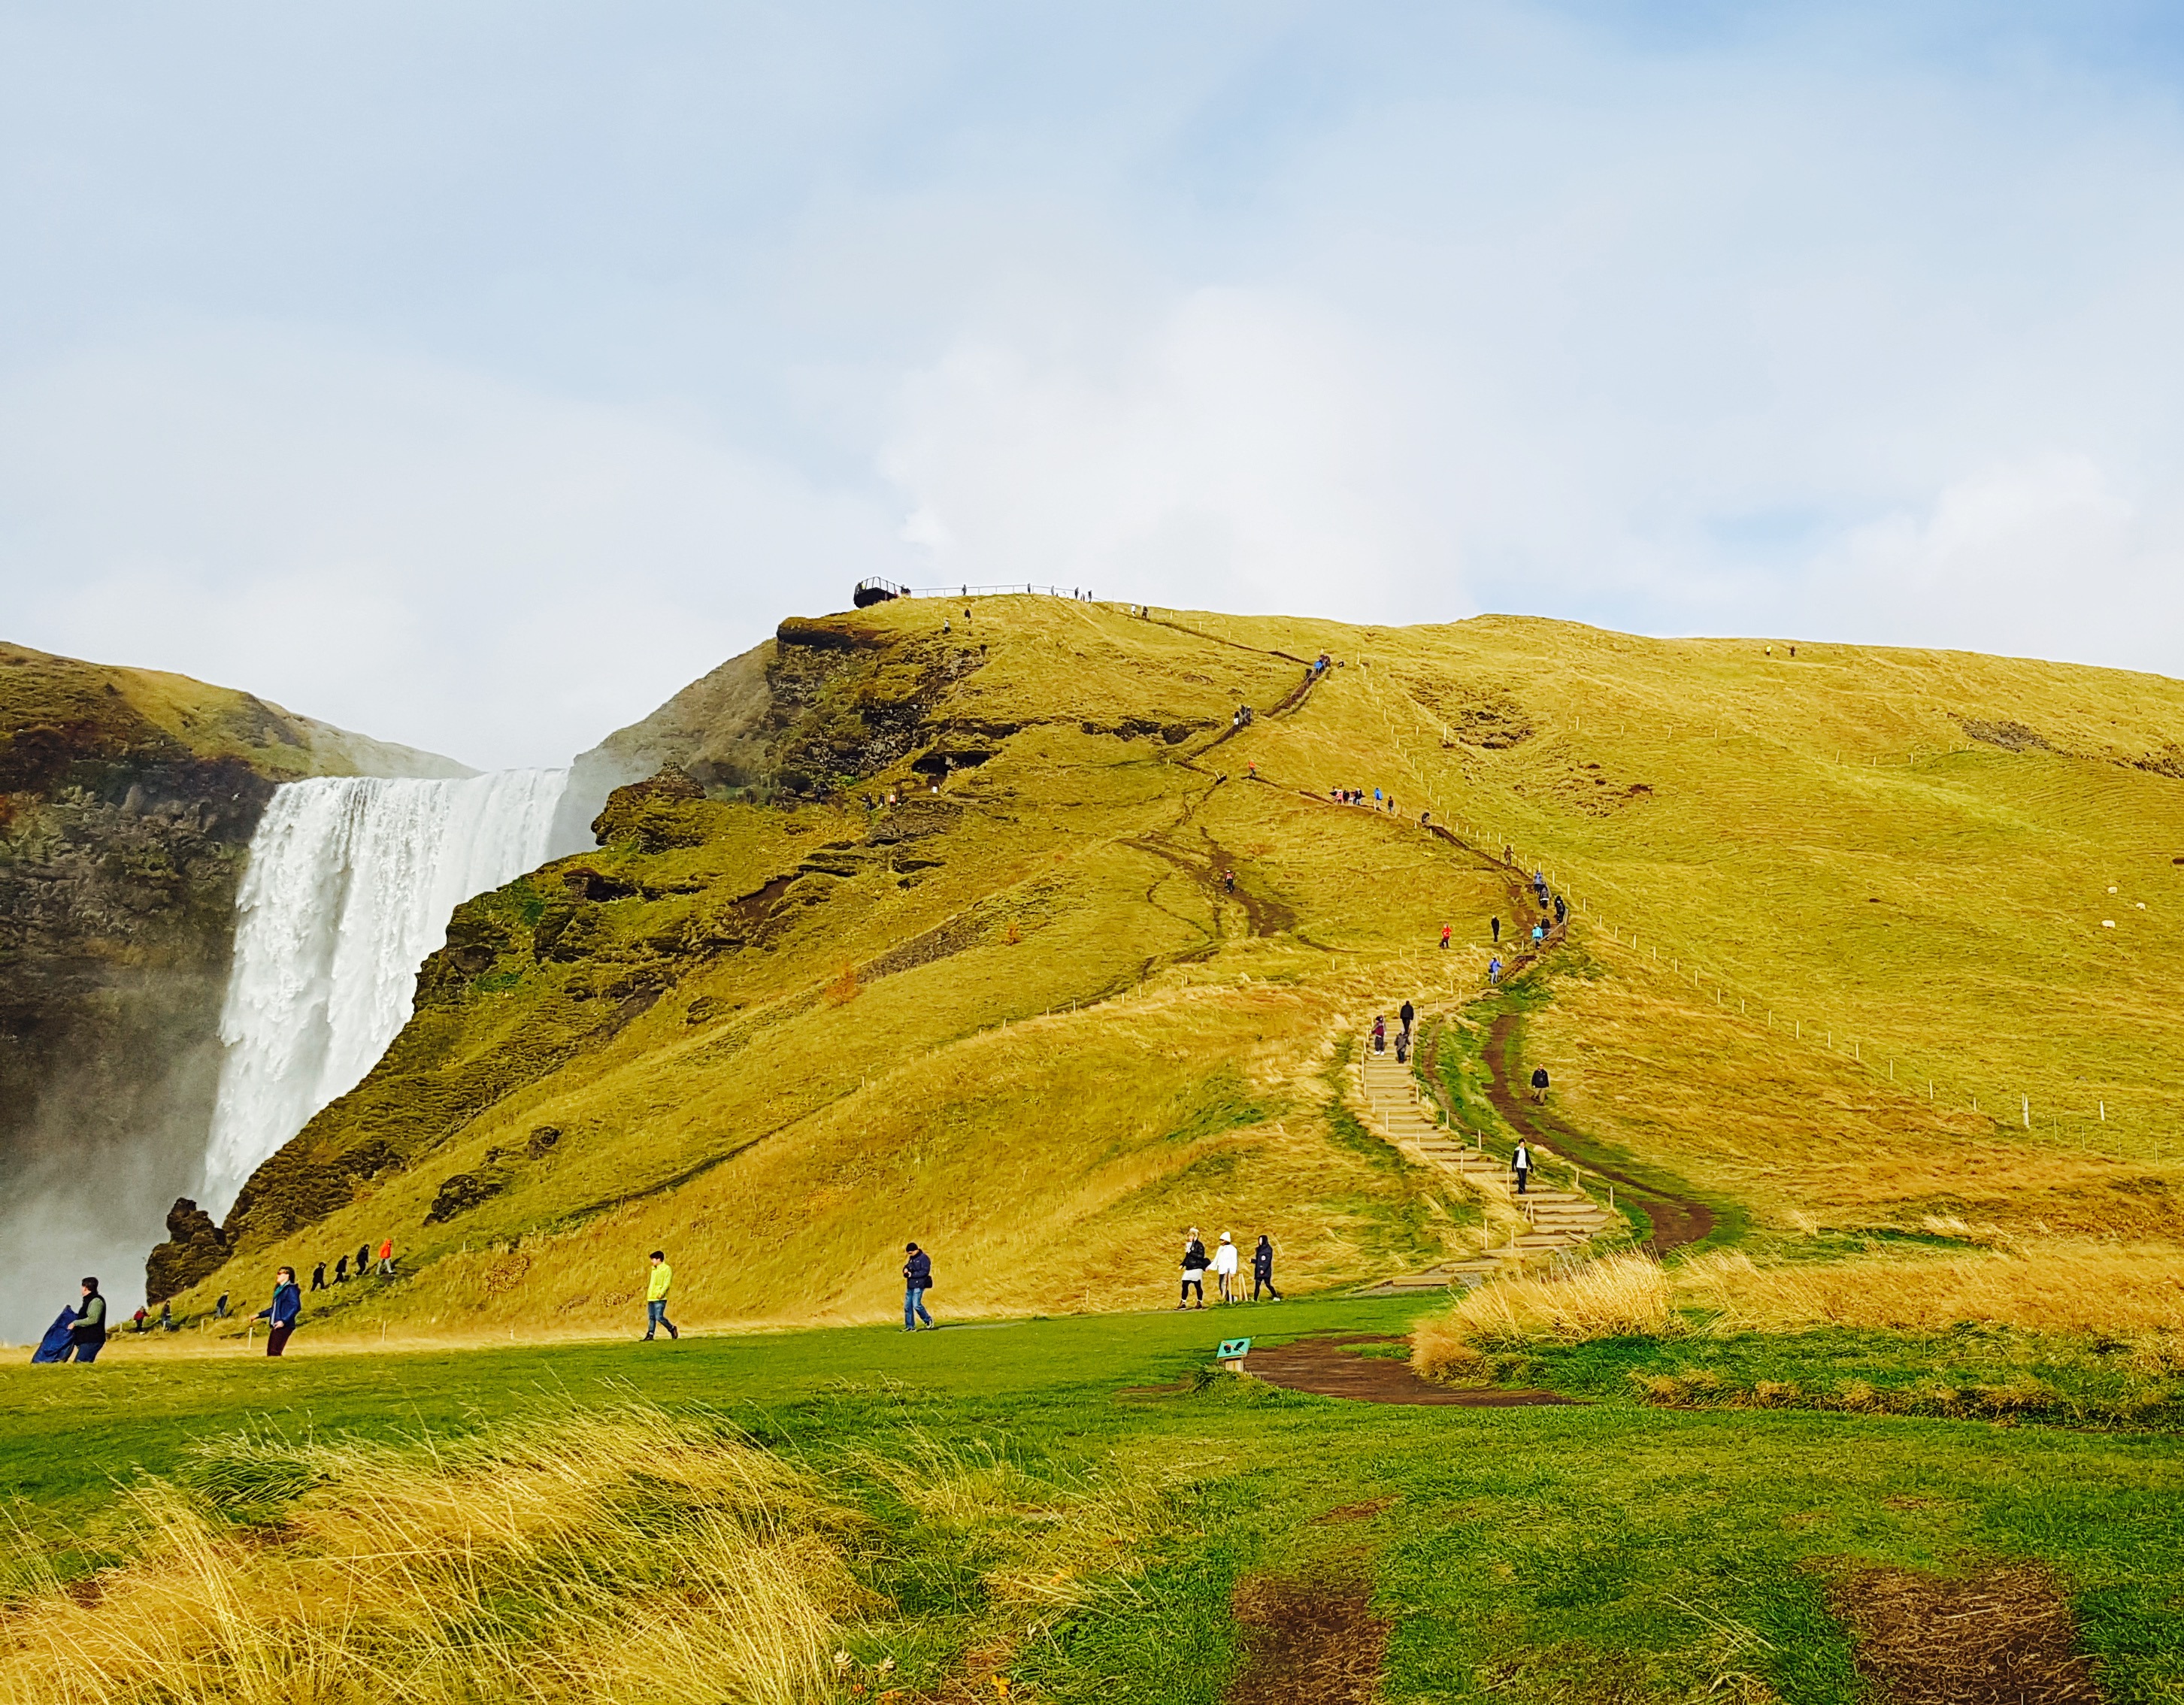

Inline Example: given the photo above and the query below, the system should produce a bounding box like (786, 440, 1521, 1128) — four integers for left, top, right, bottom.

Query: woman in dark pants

(255, 1267, 301, 1357)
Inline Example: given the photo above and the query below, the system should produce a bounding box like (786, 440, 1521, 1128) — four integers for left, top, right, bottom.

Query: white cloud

(880, 286, 1446, 617)
(0, 323, 908, 768)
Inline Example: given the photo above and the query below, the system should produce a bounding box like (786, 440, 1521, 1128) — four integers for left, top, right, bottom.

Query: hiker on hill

(1553, 895, 1566, 926)
(1491, 916, 1501, 943)
(214, 1292, 229, 1320)
(1177, 1229, 1210, 1310)
(902, 1243, 936, 1331)
(356, 1243, 371, 1279)
(1252, 1235, 1281, 1301)
(1371, 1016, 1386, 1054)
(1395, 1031, 1410, 1064)
(378, 1238, 395, 1277)
(1398, 1000, 1416, 1039)
(130, 1307, 147, 1333)
(69, 1279, 108, 1363)
(1531, 922, 1546, 946)
(1440, 925, 1452, 950)
(1512, 1141, 1532, 1195)
(334, 1255, 349, 1285)
(1213, 1232, 1240, 1303)
(644, 1251, 680, 1340)
(1531, 1066, 1551, 1104)
(159, 1302, 174, 1332)
(254, 1267, 301, 1358)
(310, 1261, 326, 1292)
(1488, 957, 1502, 986)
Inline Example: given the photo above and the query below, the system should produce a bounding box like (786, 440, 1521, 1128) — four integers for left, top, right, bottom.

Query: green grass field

(8, 1300, 2182, 1703)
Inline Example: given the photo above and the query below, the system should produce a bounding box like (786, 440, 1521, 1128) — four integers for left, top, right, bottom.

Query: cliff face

(0, 641, 466, 1335)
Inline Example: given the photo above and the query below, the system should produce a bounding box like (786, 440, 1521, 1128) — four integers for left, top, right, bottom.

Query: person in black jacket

(1398, 1000, 1416, 1042)
(310, 1261, 326, 1292)
(1531, 1066, 1551, 1104)
(902, 1243, 934, 1331)
(1177, 1228, 1210, 1310)
(1251, 1235, 1281, 1302)
(68, 1279, 108, 1363)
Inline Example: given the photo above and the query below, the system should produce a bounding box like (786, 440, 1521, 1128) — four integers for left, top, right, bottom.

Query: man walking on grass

(903, 1243, 934, 1331)
(1531, 1066, 1550, 1104)
(644, 1250, 679, 1340)
(1252, 1234, 1281, 1301)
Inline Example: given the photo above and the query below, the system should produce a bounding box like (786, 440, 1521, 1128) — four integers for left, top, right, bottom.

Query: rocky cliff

(0, 641, 465, 1336)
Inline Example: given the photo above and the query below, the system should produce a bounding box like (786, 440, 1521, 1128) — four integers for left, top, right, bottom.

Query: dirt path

(1246, 1331, 1574, 1406)
(1482, 1013, 1716, 1252)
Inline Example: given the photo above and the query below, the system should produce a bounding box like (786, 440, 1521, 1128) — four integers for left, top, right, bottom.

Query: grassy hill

(155, 599, 2184, 1339)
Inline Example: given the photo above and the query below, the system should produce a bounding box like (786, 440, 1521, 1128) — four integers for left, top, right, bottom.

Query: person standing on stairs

(1177, 1229, 1210, 1310)
(1213, 1232, 1240, 1303)
(1395, 1030, 1410, 1064)
(1512, 1140, 1533, 1195)
(1371, 1016, 1387, 1054)
(1252, 1234, 1282, 1301)
(1531, 1066, 1551, 1104)
(1398, 1000, 1416, 1041)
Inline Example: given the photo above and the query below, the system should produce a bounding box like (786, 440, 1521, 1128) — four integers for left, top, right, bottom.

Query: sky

(5, 2, 2184, 770)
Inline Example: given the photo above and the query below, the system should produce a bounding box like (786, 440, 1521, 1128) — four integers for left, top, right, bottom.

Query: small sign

(1217, 1337, 1252, 1360)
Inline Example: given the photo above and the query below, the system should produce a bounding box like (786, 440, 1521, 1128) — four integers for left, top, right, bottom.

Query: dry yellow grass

(0, 1405, 857, 1705)
(1676, 1243, 2184, 1337)
(1411, 1252, 1677, 1379)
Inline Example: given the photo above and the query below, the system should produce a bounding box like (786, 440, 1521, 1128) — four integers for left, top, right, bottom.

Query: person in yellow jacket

(644, 1250, 679, 1341)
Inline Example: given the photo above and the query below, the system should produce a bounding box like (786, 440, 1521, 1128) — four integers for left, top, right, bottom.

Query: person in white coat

(1212, 1231, 1241, 1303)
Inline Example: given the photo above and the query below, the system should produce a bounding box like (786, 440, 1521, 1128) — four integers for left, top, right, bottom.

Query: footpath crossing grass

(6, 1299, 2181, 1703)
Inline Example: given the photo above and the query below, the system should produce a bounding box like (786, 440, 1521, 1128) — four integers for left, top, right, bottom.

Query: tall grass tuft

(0, 1402, 862, 1705)
(1413, 1252, 1675, 1378)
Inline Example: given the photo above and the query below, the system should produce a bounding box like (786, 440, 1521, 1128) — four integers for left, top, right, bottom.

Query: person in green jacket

(644, 1251, 679, 1341)
(68, 1279, 108, 1363)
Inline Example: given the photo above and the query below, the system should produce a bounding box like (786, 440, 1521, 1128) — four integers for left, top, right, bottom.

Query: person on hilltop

(1213, 1232, 1240, 1304)
(1177, 1228, 1210, 1310)
(902, 1243, 935, 1331)
(1531, 1065, 1551, 1104)
(1440, 925, 1452, 950)
(254, 1266, 301, 1358)
(1512, 1140, 1533, 1195)
(1252, 1234, 1282, 1301)
(644, 1251, 680, 1341)
(68, 1278, 108, 1363)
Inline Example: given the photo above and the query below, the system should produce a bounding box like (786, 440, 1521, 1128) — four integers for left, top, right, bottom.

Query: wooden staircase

(1350, 1024, 1619, 1295)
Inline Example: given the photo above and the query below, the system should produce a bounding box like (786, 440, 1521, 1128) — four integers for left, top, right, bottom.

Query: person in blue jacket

(902, 1243, 934, 1332)
(254, 1266, 301, 1357)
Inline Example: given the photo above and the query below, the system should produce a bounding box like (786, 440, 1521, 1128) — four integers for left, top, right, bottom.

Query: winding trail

(1246, 1332, 1574, 1407)
(1482, 1012, 1716, 1253)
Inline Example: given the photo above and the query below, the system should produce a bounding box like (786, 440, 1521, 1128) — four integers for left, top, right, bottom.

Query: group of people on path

(1371, 1001, 1419, 1064)
(1177, 1229, 1280, 1307)
(305, 1239, 398, 1292)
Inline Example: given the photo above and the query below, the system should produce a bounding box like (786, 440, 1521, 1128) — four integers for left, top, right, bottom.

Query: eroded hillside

(157, 601, 2184, 1335)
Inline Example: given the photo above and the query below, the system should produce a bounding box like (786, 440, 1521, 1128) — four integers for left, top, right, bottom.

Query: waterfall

(198, 769, 568, 1214)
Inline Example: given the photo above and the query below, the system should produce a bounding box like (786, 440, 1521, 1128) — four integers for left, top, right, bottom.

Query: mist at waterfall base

(0, 770, 568, 1344)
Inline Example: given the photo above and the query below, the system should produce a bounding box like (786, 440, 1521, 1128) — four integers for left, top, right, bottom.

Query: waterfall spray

(199, 770, 567, 1213)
